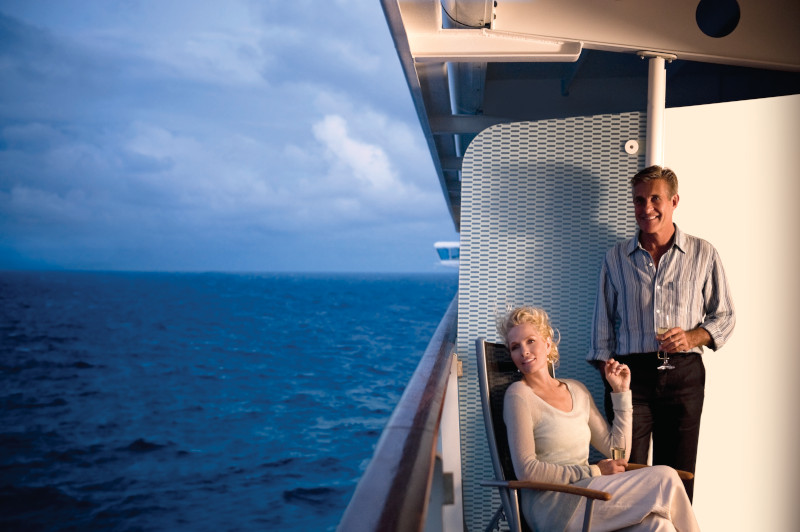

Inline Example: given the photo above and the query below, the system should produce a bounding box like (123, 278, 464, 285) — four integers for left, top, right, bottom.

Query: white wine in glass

(656, 324, 674, 370)
(611, 432, 626, 460)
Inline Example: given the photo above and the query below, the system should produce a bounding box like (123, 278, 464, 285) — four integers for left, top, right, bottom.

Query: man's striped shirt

(588, 224, 736, 362)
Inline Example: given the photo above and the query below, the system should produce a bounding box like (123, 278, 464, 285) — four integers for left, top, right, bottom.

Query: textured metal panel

(457, 112, 644, 531)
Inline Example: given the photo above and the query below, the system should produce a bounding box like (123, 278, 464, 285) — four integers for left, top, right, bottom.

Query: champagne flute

(656, 316, 675, 370)
(611, 432, 626, 461)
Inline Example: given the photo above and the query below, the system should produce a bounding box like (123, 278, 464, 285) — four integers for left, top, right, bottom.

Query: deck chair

(476, 338, 612, 532)
(476, 338, 693, 532)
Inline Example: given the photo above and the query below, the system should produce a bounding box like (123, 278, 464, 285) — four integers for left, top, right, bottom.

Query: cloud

(0, 2, 458, 272)
(310, 114, 438, 218)
(313, 115, 398, 192)
(1, 122, 66, 152)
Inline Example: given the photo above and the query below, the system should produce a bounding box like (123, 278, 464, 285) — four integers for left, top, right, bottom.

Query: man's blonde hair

(631, 165, 679, 197)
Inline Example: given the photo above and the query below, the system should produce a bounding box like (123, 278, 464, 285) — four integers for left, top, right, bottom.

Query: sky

(0, 0, 460, 273)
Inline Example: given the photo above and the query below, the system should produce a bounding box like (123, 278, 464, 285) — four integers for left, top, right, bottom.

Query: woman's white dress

(503, 379, 700, 532)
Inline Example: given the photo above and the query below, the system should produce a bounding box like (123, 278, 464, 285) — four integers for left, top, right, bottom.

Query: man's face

(632, 179, 678, 237)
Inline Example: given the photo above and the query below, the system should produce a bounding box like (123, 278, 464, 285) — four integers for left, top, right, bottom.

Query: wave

(122, 438, 171, 453)
(0, 485, 97, 531)
(0, 394, 68, 410)
(282, 485, 349, 510)
(0, 358, 96, 374)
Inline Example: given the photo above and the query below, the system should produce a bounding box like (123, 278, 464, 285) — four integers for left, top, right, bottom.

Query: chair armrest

(625, 463, 694, 480)
(481, 479, 612, 501)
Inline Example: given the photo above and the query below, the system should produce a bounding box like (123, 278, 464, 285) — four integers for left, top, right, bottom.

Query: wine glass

(655, 316, 675, 370)
(611, 431, 626, 461)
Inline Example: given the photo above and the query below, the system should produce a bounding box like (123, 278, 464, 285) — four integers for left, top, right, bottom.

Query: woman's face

(507, 322, 552, 375)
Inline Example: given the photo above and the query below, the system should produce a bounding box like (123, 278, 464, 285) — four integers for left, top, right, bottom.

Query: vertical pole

(645, 55, 666, 167)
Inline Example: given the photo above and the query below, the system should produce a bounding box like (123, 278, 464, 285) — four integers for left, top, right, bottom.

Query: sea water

(0, 271, 458, 531)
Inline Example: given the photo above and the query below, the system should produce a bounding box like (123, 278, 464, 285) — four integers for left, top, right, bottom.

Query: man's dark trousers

(601, 352, 705, 502)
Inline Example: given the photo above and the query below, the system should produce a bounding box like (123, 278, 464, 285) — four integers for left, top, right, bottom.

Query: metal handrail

(337, 294, 459, 532)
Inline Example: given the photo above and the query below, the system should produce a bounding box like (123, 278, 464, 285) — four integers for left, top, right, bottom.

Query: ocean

(0, 271, 458, 531)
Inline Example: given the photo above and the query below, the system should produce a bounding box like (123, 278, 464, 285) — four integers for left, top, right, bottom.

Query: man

(587, 165, 735, 501)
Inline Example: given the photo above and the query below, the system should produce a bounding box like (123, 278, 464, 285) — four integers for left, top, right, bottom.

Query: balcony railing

(338, 294, 459, 531)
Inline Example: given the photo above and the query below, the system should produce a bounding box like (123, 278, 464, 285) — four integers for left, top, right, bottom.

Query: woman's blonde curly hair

(496, 306, 560, 366)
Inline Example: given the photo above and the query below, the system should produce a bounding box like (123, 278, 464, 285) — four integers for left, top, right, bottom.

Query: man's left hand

(657, 327, 712, 353)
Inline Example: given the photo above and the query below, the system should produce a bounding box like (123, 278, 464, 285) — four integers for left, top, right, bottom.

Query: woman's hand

(604, 358, 630, 393)
(598, 459, 627, 475)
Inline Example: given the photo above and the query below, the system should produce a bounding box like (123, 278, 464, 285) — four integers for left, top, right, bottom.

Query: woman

(499, 306, 700, 532)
